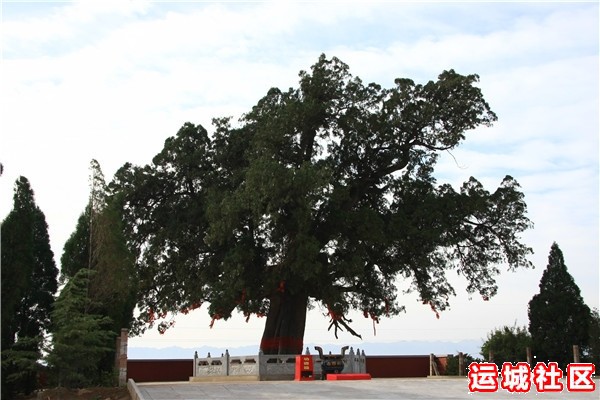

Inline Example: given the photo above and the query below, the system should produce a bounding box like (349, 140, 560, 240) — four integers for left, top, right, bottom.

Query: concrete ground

(130, 378, 599, 400)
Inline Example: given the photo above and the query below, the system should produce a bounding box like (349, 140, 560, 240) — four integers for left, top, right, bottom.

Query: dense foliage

(112, 55, 533, 354)
(51, 160, 136, 386)
(47, 269, 116, 388)
(584, 308, 599, 368)
(444, 352, 480, 376)
(59, 160, 136, 335)
(528, 242, 592, 368)
(1, 177, 58, 397)
(480, 325, 531, 367)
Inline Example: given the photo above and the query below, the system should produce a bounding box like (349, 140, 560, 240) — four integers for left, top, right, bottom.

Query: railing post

(526, 347, 532, 365)
(429, 354, 434, 376)
(193, 351, 198, 377)
(360, 349, 366, 373)
(347, 347, 355, 373)
(258, 349, 265, 378)
(360, 350, 367, 374)
(225, 349, 230, 376)
(573, 345, 580, 363)
(458, 352, 464, 376)
(118, 329, 128, 386)
(115, 335, 121, 376)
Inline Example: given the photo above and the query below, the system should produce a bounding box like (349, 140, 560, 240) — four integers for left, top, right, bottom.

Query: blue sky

(1, 1, 598, 356)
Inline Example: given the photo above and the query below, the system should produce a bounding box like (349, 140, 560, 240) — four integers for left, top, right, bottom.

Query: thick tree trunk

(260, 290, 308, 355)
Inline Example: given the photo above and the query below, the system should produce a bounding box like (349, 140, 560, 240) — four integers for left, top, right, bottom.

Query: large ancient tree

(112, 55, 533, 354)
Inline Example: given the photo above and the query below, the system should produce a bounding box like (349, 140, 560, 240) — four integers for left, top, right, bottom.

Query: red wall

(367, 355, 430, 378)
(127, 359, 193, 382)
(127, 355, 449, 382)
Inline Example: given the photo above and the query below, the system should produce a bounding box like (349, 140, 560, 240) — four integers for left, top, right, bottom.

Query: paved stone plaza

(131, 378, 599, 399)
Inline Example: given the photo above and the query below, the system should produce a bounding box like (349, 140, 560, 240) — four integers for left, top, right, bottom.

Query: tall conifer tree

(55, 160, 136, 382)
(528, 242, 592, 367)
(1, 177, 58, 396)
(47, 269, 115, 388)
(61, 160, 136, 330)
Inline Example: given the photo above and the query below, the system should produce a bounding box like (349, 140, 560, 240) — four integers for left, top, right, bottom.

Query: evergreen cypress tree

(1, 178, 35, 349)
(113, 56, 534, 354)
(528, 242, 592, 368)
(56, 160, 136, 381)
(47, 269, 115, 388)
(1, 177, 58, 397)
(61, 201, 136, 334)
(60, 209, 90, 283)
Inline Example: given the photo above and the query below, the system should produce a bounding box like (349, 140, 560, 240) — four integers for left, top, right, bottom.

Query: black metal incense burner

(314, 346, 349, 380)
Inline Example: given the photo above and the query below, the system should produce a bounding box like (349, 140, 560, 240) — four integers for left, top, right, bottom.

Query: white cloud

(2, 0, 151, 56)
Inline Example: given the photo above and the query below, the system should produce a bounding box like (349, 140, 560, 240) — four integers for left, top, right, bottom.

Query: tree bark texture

(260, 291, 308, 355)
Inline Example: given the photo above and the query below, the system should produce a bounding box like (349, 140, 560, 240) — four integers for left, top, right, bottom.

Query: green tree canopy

(1, 176, 58, 396)
(112, 55, 533, 354)
(47, 269, 115, 388)
(480, 324, 531, 367)
(584, 308, 599, 369)
(60, 160, 136, 333)
(528, 242, 592, 368)
(57, 160, 137, 378)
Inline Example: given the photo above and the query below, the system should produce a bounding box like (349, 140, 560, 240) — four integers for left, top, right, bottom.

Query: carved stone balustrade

(191, 347, 366, 381)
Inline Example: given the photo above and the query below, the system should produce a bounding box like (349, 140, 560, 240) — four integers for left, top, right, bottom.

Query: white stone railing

(344, 347, 367, 374)
(193, 347, 367, 380)
(229, 354, 260, 376)
(259, 353, 297, 379)
(193, 351, 229, 377)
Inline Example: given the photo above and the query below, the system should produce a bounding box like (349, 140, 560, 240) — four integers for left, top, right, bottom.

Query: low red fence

(127, 355, 448, 382)
(127, 359, 193, 382)
(366, 355, 447, 378)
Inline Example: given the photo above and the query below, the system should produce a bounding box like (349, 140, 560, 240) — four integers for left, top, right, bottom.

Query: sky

(1, 1, 598, 358)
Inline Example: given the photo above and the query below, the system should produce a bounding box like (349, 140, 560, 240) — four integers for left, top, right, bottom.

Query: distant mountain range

(128, 339, 483, 360)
